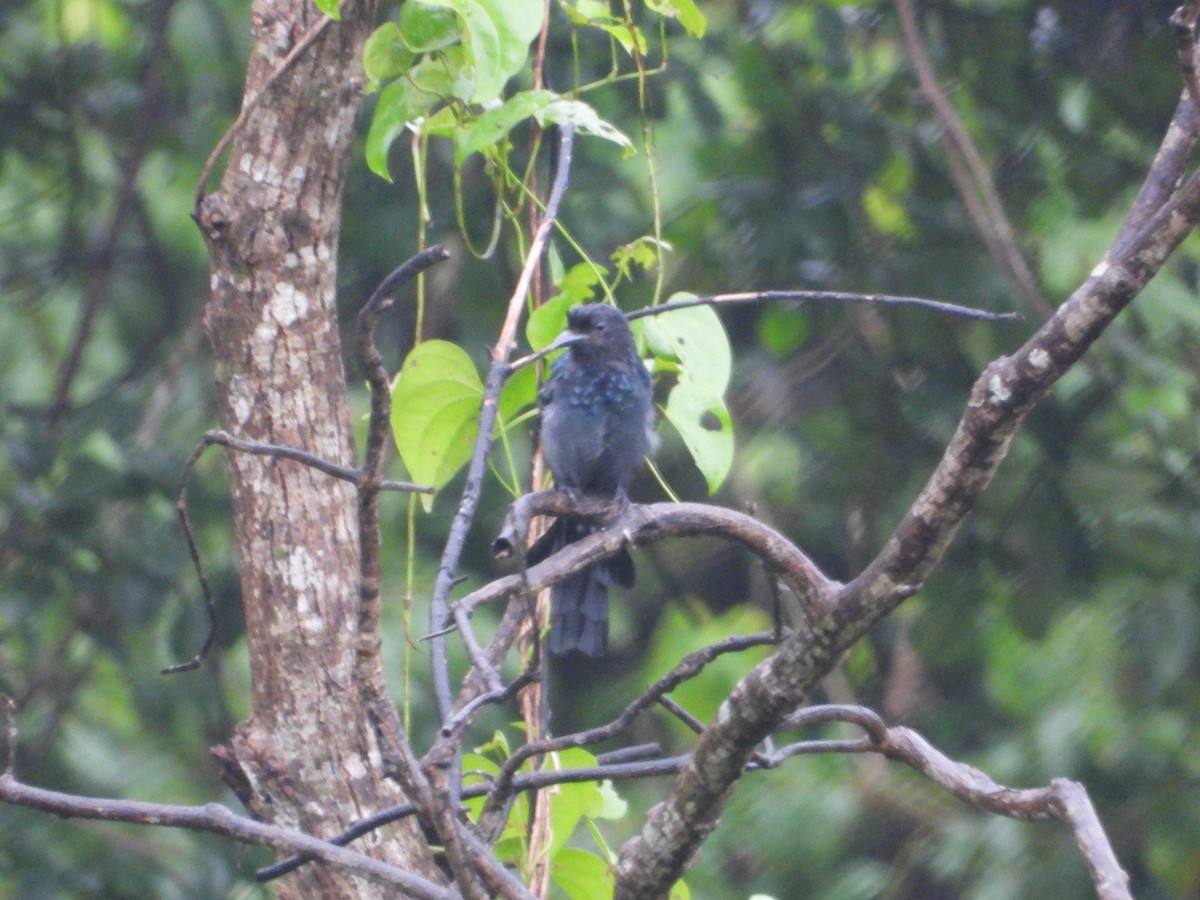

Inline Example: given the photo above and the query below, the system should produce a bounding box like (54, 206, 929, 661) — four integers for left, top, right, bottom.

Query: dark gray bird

(528, 303, 656, 657)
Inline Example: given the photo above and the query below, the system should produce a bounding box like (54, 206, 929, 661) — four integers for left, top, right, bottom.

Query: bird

(527, 303, 656, 657)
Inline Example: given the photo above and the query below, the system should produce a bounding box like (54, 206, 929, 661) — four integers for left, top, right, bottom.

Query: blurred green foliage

(2, 0, 1200, 897)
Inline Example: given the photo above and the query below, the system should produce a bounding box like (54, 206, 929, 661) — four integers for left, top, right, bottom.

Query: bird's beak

(545, 329, 585, 353)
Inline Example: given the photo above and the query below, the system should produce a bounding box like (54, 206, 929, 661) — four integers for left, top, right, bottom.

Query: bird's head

(547, 303, 638, 361)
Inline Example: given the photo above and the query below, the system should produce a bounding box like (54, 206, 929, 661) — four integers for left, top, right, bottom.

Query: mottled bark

(194, 0, 438, 895)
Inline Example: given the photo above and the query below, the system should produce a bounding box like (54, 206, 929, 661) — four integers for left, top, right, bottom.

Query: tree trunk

(195, 1, 437, 895)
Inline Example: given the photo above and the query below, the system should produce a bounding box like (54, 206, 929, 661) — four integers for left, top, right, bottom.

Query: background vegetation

(2, 0, 1199, 897)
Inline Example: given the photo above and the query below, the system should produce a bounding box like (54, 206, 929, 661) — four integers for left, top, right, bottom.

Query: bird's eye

(595, 321, 607, 331)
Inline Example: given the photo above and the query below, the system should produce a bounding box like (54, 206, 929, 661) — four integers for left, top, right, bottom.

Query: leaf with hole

(643, 298, 731, 393)
(662, 379, 733, 493)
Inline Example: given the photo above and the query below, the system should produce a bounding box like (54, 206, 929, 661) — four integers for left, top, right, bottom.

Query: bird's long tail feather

(527, 518, 633, 657)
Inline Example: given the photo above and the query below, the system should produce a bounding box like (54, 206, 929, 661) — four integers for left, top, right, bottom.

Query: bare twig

(482, 494, 837, 624)
(892, 0, 1054, 319)
(1, 695, 16, 778)
(623, 289, 1021, 323)
(351, 246, 499, 899)
(259, 701, 1128, 899)
(429, 125, 578, 725)
(407, 125, 578, 897)
(258, 752, 692, 883)
(48, 0, 178, 422)
(164, 424, 435, 674)
(162, 438, 222, 675)
(0, 774, 452, 897)
(478, 629, 779, 839)
(439, 669, 539, 741)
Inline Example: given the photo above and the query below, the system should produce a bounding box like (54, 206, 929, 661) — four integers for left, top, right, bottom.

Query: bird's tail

(527, 518, 634, 657)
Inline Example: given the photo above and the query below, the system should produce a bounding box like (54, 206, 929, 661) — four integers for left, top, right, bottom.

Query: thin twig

(479, 629, 779, 838)
(1, 695, 16, 778)
(623, 289, 1022, 323)
(614, 119, 1200, 900)
(892, 0, 1053, 319)
(163, 439, 221, 675)
(0, 774, 453, 897)
(440, 669, 539, 740)
(429, 125, 578, 725)
(403, 127, 579, 898)
(164, 424, 434, 674)
(48, 0, 178, 422)
(351, 246, 495, 898)
(257, 753, 693, 883)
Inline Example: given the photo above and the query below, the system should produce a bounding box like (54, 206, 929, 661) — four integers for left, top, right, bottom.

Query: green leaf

(669, 879, 691, 900)
(498, 362, 538, 422)
(399, 0, 460, 52)
(588, 780, 627, 820)
(313, 0, 341, 20)
(757, 305, 808, 357)
(454, 89, 557, 165)
(597, 21, 647, 56)
(391, 340, 484, 510)
(663, 380, 733, 493)
(412, 47, 472, 98)
(557, 262, 606, 304)
(565, 0, 610, 22)
(366, 79, 419, 181)
(862, 183, 915, 240)
(364, 22, 415, 84)
(477, 0, 545, 78)
(421, 0, 506, 102)
(526, 295, 574, 350)
(418, 104, 460, 137)
(642, 299, 731, 393)
(612, 236, 670, 280)
(551, 848, 614, 900)
(541, 100, 634, 152)
(546, 748, 604, 858)
(646, 0, 707, 37)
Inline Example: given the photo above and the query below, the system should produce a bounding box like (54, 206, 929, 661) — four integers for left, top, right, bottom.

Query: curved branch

(612, 133, 1200, 900)
(0, 774, 452, 898)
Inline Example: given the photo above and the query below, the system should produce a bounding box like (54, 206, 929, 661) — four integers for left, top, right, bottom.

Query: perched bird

(528, 303, 656, 657)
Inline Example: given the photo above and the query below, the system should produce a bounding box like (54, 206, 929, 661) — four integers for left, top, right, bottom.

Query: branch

(1171, 1, 1200, 108)
(164, 425, 434, 674)
(483, 493, 836, 623)
(258, 753, 691, 883)
(612, 112, 1200, 900)
(0, 774, 452, 898)
(477, 629, 780, 839)
(892, 0, 1053, 319)
(428, 125, 578, 725)
(623, 290, 1021, 323)
(260, 702, 1129, 899)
